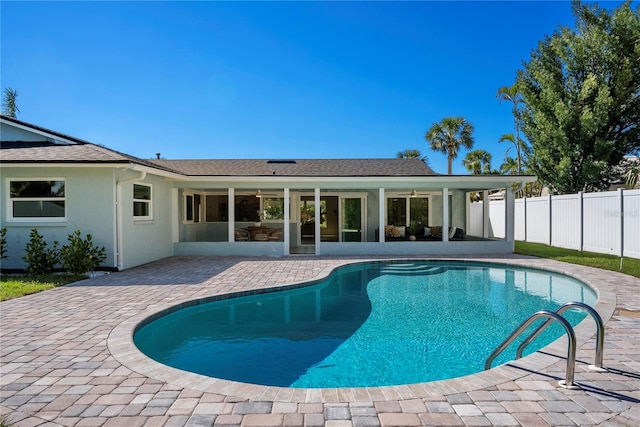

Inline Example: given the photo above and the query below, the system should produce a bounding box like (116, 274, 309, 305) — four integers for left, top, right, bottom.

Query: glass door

(340, 197, 364, 242)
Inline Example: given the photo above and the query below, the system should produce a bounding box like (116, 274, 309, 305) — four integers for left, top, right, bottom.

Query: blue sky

(1, 1, 619, 174)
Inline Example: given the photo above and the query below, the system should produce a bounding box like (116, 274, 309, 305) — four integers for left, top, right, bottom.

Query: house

(0, 115, 537, 270)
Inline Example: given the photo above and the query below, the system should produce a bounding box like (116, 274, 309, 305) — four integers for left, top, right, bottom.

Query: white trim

(174, 175, 537, 188)
(133, 182, 153, 221)
(0, 118, 79, 145)
(6, 177, 67, 222)
(182, 190, 205, 224)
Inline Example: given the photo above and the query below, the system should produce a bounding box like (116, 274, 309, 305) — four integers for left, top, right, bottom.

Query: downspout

(116, 167, 146, 270)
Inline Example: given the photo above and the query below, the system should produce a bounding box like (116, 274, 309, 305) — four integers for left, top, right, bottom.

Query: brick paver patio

(1, 255, 639, 426)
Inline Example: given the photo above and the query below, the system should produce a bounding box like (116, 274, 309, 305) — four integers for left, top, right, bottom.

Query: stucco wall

(117, 171, 174, 269)
(0, 166, 117, 269)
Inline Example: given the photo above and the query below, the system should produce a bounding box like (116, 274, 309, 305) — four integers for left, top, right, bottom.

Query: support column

(379, 188, 385, 242)
(442, 187, 449, 242)
(228, 188, 235, 242)
(315, 188, 321, 255)
(506, 186, 515, 248)
(483, 190, 490, 238)
(284, 188, 290, 255)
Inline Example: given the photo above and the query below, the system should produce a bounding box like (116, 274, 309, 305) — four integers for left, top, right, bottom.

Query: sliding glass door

(340, 197, 364, 242)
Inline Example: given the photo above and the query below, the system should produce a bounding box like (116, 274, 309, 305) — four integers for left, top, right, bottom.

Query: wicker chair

(234, 229, 250, 241)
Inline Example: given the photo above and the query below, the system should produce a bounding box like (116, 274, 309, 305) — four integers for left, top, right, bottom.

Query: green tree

(463, 149, 492, 174)
(396, 148, 429, 164)
(2, 87, 19, 118)
(425, 116, 475, 175)
(496, 85, 527, 174)
(500, 157, 519, 175)
(517, 0, 640, 194)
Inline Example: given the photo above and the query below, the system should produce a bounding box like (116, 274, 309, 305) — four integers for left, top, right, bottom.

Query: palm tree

(396, 148, 428, 164)
(463, 150, 492, 175)
(496, 85, 525, 174)
(500, 157, 519, 175)
(2, 88, 19, 118)
(425, 116, 475, 175)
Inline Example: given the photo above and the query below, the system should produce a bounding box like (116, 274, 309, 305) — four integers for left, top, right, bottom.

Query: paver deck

(1, 254, 638, 426)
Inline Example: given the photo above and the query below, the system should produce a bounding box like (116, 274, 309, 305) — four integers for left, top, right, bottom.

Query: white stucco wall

(0, 166, 117, 269)
(117, 171, 174, 270)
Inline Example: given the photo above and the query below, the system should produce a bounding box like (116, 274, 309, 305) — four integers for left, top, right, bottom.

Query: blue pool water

(134, 261, 597, 388)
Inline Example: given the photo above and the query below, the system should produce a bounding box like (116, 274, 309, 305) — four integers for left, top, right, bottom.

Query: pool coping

(107, 257, 618, 403)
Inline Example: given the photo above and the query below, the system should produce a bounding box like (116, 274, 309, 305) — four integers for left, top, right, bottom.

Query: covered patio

(171, 172, 536, 257)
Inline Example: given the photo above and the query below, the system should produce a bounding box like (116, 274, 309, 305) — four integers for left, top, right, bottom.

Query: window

(235, 196, 260, 222)
(184, 192, 203, 223)
(205, 195, 228, 222)
(410, 197, 429, 225)
(9, 179, 66, 220)
(387, 196, 429, 226)
(387, 198, 406, 226)
(262, 197, 285, 220)
(133, 183, 152, 219)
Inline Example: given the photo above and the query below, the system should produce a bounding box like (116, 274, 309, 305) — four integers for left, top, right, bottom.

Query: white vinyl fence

(470, 189, 640, 259)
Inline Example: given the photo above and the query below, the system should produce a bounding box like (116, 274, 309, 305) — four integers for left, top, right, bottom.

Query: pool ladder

(485, 302, 605, 389)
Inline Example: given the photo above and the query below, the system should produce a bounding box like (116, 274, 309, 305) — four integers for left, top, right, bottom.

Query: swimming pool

(134, 260, 597, 388)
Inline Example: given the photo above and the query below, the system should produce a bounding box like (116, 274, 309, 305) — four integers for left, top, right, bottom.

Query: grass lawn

(515, 241, 640, 279)
(0, 273, 86, 301)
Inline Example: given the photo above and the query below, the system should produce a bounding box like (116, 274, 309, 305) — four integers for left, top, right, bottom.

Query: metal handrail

(516, 302, 604, 369)
(485, 310, 577, 388)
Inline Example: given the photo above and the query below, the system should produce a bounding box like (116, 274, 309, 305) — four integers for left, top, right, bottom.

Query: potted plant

(407, 221, 418, 241)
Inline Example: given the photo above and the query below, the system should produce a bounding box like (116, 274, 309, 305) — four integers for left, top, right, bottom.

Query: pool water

(134, 261, 597, 388)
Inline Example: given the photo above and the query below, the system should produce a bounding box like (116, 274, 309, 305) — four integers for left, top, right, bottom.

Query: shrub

(23, 229, 60, 275)
(0, 228, 7, 259)
(60, 230, 106, 274)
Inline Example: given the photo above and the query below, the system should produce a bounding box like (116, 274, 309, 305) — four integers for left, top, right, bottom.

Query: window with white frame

(133, 183, 152, 219)
(386, 196, 429, 226)
(8, 179, 66, 220)
(184, 192, 203, 223)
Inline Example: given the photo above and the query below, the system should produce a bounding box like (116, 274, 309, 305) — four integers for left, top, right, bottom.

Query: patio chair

(268, 228, 283, 241)
(234, 229, 250, 241)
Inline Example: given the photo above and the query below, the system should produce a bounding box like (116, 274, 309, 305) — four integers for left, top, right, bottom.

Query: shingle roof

(150, 158, 438, 177)
(0, 116, 180, 173)
(1, 140, 132, 163)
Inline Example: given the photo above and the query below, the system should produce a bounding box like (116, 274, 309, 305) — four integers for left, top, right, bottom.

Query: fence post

(523, 196, 527, 242)
(618, 188, 624, 258)
(548, 194, 553, 246)
(578, 191, 584, 252)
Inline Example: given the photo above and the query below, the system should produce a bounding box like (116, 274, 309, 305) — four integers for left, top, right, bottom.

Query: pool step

(380, 265, 445, 276)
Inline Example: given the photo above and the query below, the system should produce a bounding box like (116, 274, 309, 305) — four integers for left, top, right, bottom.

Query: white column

(315, 187, 321, 255)
(442, 187, 449, 242)
(618, 188, 624, 257)
(483, 190, 490, 238)
(506, 186, 515, 247)
(379, 188, 385, 242)
(284, 188, 290, 255)
(228, 188, 235, 242)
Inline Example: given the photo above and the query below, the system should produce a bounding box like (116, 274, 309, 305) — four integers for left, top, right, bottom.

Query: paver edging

(107, 256, 618, 404)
